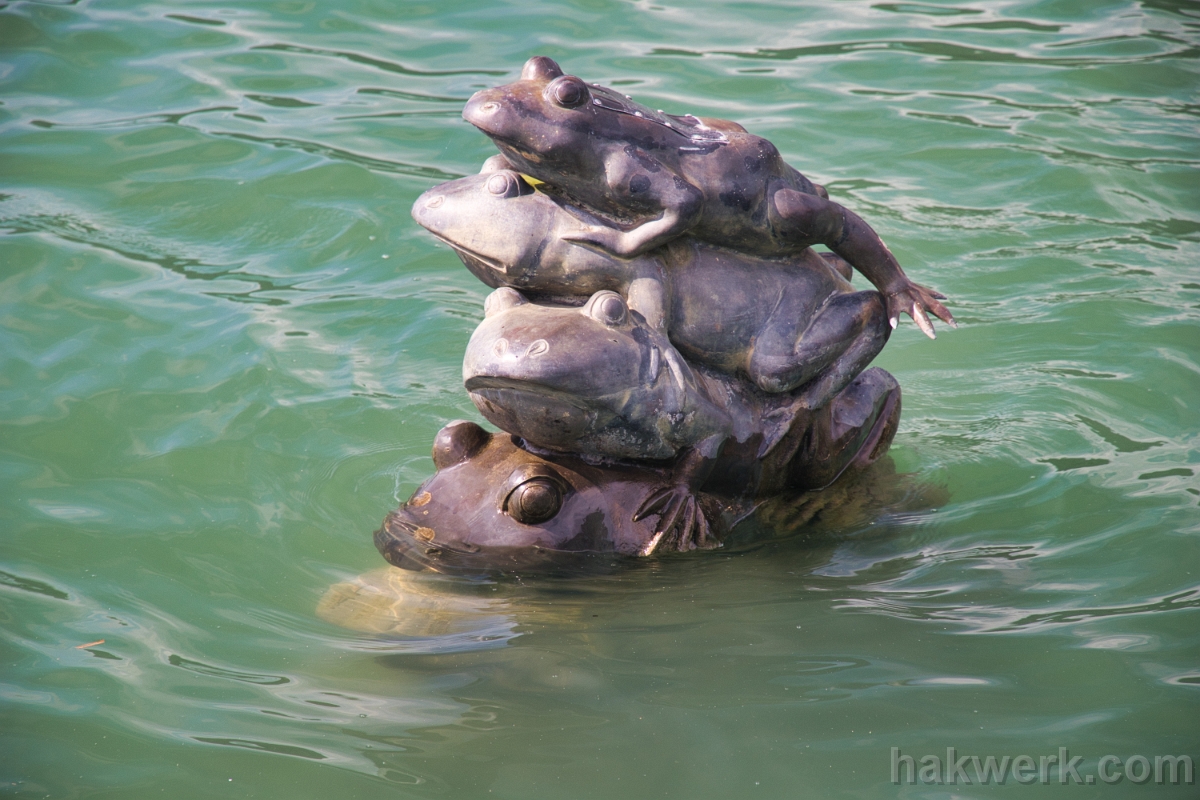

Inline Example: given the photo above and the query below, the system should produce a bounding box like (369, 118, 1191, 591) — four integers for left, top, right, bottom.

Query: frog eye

(584, 290, 627, 326)
(502, 464, 568, 525)
(522, 56, 564, 82)
(484, 287, 529, 318)
(506, 479, 563, 524)
(431, 420, 491, 469)
(546, 76, 590, 109)
(485, 171, 533, 198)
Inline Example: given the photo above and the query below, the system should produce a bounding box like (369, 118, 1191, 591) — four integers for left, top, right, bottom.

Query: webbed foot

(633, 485, 719, 554)
(884, 281, 956, 339)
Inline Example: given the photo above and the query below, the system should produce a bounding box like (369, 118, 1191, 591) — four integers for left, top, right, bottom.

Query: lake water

(2, 0, 1198, 797)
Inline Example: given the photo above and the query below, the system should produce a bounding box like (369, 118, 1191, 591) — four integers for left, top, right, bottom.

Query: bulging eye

(547, 76, 590, 109)
(506, 478, 563, 525)
(487, 172, 515, 196)
(485, 171, 533, 198)
(585, 291, 627, 326)
(431, 420, 491, 469)
(501, 463, 568, 525)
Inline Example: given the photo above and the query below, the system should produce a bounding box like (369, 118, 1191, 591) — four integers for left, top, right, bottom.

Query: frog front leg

(770, 189, 956, 338)
(563, 158, 703, 257)
(623, 259, 671, 334)
(633, 433, 725, 554)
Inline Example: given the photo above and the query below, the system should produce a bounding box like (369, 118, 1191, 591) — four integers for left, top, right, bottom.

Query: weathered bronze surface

(414, 169, 888, 408)
(375, 367, 900, 573)
(462, 56, 955, 337)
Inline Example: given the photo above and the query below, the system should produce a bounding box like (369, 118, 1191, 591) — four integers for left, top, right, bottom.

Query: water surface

(2, 0, 1198, 797)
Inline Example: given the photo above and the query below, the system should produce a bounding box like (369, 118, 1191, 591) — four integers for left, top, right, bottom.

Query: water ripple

(658, 36, 1200, 67)
(249, 42, 509, 78)
(3, 0, 1199, 793)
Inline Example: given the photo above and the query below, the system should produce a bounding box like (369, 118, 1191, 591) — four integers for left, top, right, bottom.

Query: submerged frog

(462, 56, 954, 338)
(414, 168, 888, 409)
(376, 419, 728, 571)
(377, 366, 900, 572)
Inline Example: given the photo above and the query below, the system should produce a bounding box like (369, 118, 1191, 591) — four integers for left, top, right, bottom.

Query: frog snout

(375, 508, 477, 572)
(374, 512, 433, 571)
(463, 93, 501, 124)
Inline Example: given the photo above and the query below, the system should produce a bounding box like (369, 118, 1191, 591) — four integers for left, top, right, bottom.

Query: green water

(2, 0, 1198, 797)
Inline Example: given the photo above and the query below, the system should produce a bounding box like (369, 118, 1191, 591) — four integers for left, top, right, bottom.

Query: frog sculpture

(462, 56, 955, 338)
(373, 57, 950, 567)
(464, 287, 736, 464)
(377, 365, 901, 574)
(459, 286, 904, 551)
(413, 168, 888, 409)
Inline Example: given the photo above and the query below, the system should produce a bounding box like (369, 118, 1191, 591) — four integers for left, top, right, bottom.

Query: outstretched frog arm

(772, 188, 956, 338)
(633, 433, 725, 554)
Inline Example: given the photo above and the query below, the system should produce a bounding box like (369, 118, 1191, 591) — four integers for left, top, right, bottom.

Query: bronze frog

(414, 168, 888, 410)
(460, 287, 900, 553)
(464, 287, 736, 463)
(462, 56, 955, 338)
(377, 365, 900, 573)
(465, 286, 746, 550)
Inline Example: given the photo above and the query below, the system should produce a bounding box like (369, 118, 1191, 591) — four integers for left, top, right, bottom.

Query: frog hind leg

(768, 187, 844, 248)
(794, 291, 890, 411)
(747, 290, 889, 408)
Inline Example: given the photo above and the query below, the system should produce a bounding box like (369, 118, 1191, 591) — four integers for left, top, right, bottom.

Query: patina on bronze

(462, 56, 955, 338)
(413, 169, 889, 409)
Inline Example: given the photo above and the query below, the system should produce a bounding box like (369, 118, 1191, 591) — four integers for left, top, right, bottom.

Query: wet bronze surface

(414, 170, 889, 409)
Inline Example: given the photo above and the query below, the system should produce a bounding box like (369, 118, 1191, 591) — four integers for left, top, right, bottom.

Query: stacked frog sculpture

(374, 57, 954, 575)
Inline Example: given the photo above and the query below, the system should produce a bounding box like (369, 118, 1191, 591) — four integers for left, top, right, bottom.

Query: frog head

(412, 170, 549, 288)
(464, 287, 691, 459)
(375, 419, 678, 575)
(463, 56, 728, 184)
(462, 56, 606, 178)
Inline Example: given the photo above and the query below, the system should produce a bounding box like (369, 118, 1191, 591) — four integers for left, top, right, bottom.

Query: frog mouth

(429, 234, 508, 276)
(375, 509, 490, 575)
(465, 377, 603, 453)
(375, 507, 610, 578)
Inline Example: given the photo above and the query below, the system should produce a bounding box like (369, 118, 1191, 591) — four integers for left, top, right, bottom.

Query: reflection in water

(317, 567, 519, 644)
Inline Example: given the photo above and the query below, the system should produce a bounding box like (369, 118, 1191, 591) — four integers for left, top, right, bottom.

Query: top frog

(464, 56, 955, 337)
